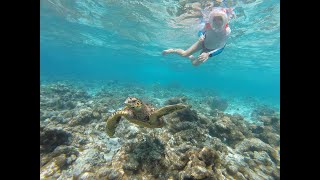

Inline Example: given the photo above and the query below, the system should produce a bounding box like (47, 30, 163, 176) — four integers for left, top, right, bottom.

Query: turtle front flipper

(106, 110, 131, 137)
(149, 103, 189, 125)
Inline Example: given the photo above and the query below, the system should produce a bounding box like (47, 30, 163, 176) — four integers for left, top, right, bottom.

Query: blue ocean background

(40, 0, 280, 115)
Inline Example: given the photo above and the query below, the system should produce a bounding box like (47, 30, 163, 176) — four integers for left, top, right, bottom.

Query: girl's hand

(199, 35, 205, 42)
(198, 52, 210, 62)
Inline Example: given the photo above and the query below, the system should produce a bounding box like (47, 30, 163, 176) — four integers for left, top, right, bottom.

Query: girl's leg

(162, 40, 202, 57)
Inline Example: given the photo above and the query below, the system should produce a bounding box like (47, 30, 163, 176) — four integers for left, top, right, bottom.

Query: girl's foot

(162, 49, 175, 55)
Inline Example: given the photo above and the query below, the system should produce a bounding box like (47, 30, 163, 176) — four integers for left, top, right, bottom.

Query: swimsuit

(202, 42, 226, 57)
(199, 32, 226, 57)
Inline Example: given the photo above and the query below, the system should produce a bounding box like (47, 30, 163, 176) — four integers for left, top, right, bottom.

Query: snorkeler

(162, 8, 232, 66)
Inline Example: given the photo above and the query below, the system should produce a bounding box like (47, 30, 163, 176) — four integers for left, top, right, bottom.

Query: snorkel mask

(208, 8, 228, 31)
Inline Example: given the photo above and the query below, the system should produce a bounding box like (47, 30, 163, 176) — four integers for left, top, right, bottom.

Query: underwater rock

(235, 138, 271, 153)
(208, 115, 246, 147)
(66, 154, 77, 165)
(234, 172, 247, 180)
(228, 114, 253, 138)
(197, 113, 213, 125)
(123, 157, 140, 171)
(92, 104, 108, 114)
(40, 144, 78, 167)
(230, 113, 244, 121)
(173, 107, 199, 122)
(250, 124, 280, 146)
(51, 145, 79, 159)
(40, 110, 56, 121)
(258, 115, 273, 126)
(125, 126, 140, 139)
(235, 138, 280, 164)
(273, 166, 280, 180)
(227, 165, 238, 175)
(206, 137, 229, 155)
(95, 89, 113, 97)
(47, 83, 70, 94)
(111, 118, 140, 140)
(164, 96, 188, 105)
(274, 120, 280, 134)
(164, 149, 188, 170)
(174, 128, 205, 146)
(250, 124, 264, 134)
(72, 149, 106, 177)
(39, 81, 280, 179)
(108, 170, 122, 180)
(191, 166, 212, 179)
(178, 147, 221, 179)
(168, 121, 198, 134)
(40, 83, 90, 111)
(198, 147, 215, 166)
(73, 90, 90, 99)
(259, 131, 280, 147)
(253, 151, 274, 166)
(251, 105, 277, 120)
(78, 172, 96, 180)
(69, 108, 94, 126)
(110, 135, 171, 178)
(50, 114, 69, 124)
(40, 126, 72, 153)
(40, 154, 67, 179)
(96, 167, 113, 179)
(71, 133, 89, 146)
(130, 135, 165, 164)
(92, 111, 101, 119)
(206, 96, 228, 111)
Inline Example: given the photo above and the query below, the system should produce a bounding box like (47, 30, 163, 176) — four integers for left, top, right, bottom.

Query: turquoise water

(40, 0, 279, 113)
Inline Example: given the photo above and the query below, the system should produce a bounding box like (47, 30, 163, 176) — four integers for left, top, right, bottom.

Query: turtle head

(124, 97, 143, 110)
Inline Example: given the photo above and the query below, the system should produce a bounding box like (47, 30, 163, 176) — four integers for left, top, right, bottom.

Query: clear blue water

(40, 0, 280, 108)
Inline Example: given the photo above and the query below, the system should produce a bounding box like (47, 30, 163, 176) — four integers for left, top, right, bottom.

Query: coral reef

(40, 81, 280, 179)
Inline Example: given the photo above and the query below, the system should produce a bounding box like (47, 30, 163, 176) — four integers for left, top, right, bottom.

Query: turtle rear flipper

(106, 110, 130, 137)
(149, 103, 188, 124)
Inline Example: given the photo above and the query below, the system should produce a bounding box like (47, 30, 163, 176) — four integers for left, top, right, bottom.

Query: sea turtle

(106, 97, 189, 137)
